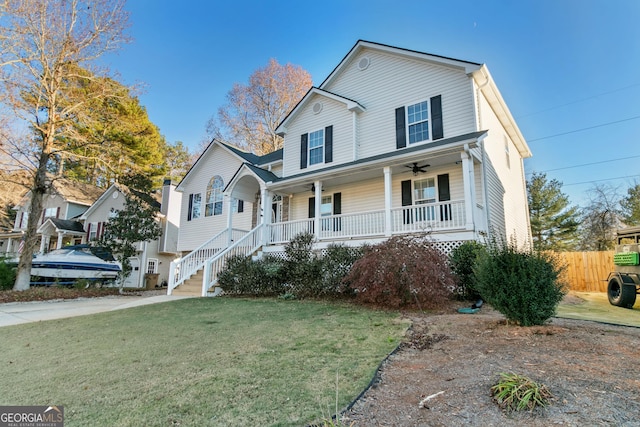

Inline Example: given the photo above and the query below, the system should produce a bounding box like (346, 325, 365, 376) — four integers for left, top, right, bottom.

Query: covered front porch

(226, 142, 487, 248)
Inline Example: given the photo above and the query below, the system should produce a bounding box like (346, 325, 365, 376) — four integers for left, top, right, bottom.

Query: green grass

(0, 298, 408, 426)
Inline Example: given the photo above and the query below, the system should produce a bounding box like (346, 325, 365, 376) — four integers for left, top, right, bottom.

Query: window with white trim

(88, 222, 98, 241)
(308, 129, 324, 165)
(44, 207, 58, 218)
(190, 193, 202, 220)
(413, 177, 436, 204)
(205, 176, 224, 216)
(146, 258, 158, 274)
(413, 177, 436, 221)
(407, 101, 430, 144)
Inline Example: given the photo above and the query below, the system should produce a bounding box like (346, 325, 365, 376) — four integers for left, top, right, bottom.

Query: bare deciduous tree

(205, 58, 312, 155)
(0, 0, 130, 290)
(579, 184, 621, 251)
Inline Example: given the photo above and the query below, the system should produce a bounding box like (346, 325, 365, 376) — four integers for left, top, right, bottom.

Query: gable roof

(276, 88, 366, 136)
(320, 40, 483, 89)
(177, 139, 283, 191)
(37, 218, 85, 234)
(51, 177, 104, 206)
(15, 176, 104, 208)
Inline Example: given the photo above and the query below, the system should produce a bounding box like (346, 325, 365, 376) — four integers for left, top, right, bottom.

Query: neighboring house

(79, 180, 182, 288)
(10, 177, 104, 255)
(171, 40, 532, 296)
(5, 177, 181, 289)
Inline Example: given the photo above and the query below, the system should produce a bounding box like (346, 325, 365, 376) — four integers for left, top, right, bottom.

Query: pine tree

(620, 183, 640, 226)
(527, 172, 581, 251)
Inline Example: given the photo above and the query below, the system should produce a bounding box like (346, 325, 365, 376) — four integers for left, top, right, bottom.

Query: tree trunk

(13, 148, 51, 290)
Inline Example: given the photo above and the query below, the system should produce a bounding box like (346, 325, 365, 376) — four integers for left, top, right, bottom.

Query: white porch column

(260, 186, 270, 245)
(383, 166, 392, 237)
(314, 180, 322, 239)
(225, 193, 233, 246)
(56, 232, 64, 249)
(461, 150, 475, 230)
(39, 236, 47, 253)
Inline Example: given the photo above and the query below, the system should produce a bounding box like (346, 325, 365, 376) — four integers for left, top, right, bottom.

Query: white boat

(30, 245, 121, 285)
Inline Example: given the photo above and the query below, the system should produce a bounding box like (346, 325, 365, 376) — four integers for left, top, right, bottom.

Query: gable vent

(357, 56, 370, 71)
(312, 102, 323, 114)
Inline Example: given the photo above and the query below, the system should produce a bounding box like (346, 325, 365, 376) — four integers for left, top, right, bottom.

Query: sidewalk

(0, 294, 192, 327)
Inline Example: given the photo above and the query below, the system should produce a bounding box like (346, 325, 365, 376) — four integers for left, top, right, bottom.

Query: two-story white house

(171, 40, 532, 296)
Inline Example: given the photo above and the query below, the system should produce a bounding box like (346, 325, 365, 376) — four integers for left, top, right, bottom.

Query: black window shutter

(401, 180, 413, 225)
(332, 192, 341, 214)
(437, 173, 451, 221)
(431, 95, 443, 140)
(333, 192, 342, 231)
(237, 199, 244, 213)
(300, 133, 308, 169)
(56, 207, 60, 218)
(187, 194, 193, 221)
(437, 174, 450, 201)
(324, 126, 333, 163)
(308, 197, 315, 218)
(395, 107, 406, 149)
(401, 180, 412, 206)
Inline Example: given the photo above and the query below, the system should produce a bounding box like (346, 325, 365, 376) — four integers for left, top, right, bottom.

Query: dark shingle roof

(50, 218, 85, 233)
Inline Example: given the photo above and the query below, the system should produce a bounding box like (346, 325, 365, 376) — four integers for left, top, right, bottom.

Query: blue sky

(101, 0, 640, 207)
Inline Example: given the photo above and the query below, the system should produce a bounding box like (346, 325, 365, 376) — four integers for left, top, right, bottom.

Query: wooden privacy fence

(553, 251, 614, 293)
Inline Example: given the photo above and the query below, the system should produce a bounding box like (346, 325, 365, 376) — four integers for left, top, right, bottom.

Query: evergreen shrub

(449, 240, 486, 300)
(474, 238, 566, 326)
(0, 257, 17, 291)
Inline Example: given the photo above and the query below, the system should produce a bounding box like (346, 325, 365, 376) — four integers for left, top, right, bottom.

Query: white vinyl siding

(321, 49, 476, 160)
(177, 146, 251, 252)
(477, 89, 530, 247)
(283, 95, 352, 177)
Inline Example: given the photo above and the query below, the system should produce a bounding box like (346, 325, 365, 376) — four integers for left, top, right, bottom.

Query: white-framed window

(43, 207, 58, 218)
(19, 211, 29, 229)
(320, 195, 333, 231)
(146, 258, 158, 274)
(407, 101, 430, 144)
(413, 177, 437, 221)
(205, 176, 224, 216)
(190, 193, 202, 220)
(88, 222, 98, 241)
(308, 129, 324, 165)
(413, 177, 436, 204)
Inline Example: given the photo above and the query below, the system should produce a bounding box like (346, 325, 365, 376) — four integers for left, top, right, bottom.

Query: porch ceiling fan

(406, 162, 430, 175)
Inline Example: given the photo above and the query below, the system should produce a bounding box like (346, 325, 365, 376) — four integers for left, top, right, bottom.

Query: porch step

(172, 270, 204, 296)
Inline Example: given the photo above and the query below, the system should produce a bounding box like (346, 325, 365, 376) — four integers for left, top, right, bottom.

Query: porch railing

(266, 200, 466, 243)
(168, 227, 249, 294)
(391, 200, 466, 234)
(202, 224, 264, 296)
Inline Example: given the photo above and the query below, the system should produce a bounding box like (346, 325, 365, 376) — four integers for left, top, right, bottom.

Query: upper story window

(407, 101, 430, 144)
(43, 207, 58, 219)
(395, 95, 443, 149)
(205, 176, 224, 216)
(308, 129, 324, 166)
(300, 126, 333, 170)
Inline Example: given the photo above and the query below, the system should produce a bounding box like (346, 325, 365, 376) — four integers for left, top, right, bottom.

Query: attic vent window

(112, 191, 119, 199)
(312, 102, 323, 114)
(357, 57, 370, 71)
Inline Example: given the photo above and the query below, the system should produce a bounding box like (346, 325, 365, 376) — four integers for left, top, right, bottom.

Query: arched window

(205, 176, 224, 216)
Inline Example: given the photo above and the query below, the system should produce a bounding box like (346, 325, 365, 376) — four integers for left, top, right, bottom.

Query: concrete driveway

(556, 291, 640, 328)
(0, 294, 192, 327)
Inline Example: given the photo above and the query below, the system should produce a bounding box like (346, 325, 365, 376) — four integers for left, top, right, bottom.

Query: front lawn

(0, 298, 408, 426)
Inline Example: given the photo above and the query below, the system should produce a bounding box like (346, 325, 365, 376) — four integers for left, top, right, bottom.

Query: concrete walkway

(0, 294, 192, 327)
(555, 291, 640, 328)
